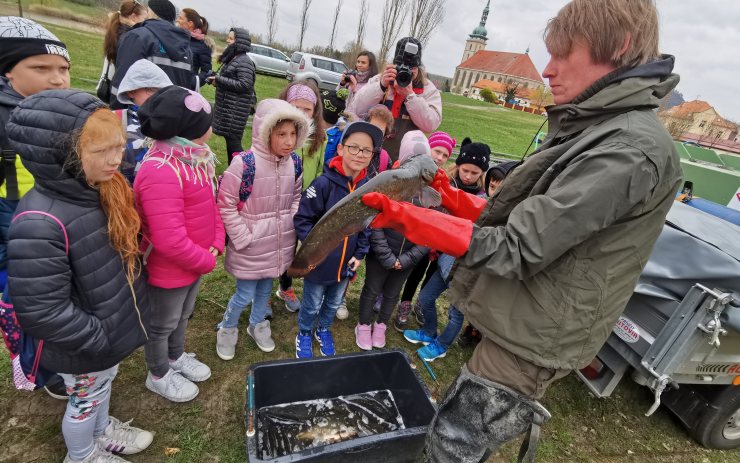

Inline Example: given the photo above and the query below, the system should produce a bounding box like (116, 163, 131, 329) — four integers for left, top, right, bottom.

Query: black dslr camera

(393, 41, 420, 88)
(341, 69, 357, 86)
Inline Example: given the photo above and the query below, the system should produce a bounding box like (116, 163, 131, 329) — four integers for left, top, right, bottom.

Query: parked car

(286, 52, 348, 91)
(248, 44, 290, 77)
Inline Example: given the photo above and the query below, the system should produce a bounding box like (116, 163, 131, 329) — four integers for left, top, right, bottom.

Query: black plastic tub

(246, 349, 436, 463)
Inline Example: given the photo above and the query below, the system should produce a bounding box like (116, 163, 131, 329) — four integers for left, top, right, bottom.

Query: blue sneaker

(295, 332, 313, 359)
(418, 341, 447, 362)
(314, 329, 336, 356)
(403, 329, 436, 345)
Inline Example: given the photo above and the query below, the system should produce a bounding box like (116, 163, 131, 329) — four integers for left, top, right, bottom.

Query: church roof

(459, 50, 544, 84)
(666, 100, 712, 117)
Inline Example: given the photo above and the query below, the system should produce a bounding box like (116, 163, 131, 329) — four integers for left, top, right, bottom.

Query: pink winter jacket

(218, 99, 311, 280)
(134, 140, 225, 289)
(347, 74, 442, 132)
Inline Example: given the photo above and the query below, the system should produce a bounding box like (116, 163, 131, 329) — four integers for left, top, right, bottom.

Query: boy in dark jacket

(111, 0, 195, 104)
(293, 122, 383, 358)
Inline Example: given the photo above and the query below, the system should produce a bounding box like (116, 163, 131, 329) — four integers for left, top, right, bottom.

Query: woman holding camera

(339, 51, 378, 119)
(349, 37, 441, 162)
(208, 27, 256, 163)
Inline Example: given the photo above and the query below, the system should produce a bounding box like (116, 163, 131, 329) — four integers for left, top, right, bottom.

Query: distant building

(451, 1, 545, 97)
(659, 100, 739, 145)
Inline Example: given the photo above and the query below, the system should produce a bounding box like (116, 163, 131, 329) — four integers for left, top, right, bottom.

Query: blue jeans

(419, 268, 465, 349)
(298, 279, 349, 333)
(218, 278, 273, 328)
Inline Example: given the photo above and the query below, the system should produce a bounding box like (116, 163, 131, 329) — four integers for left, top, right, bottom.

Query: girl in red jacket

(134, 86, 225, 403)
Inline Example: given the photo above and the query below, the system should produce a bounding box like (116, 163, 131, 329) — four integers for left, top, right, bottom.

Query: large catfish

(287, 143, 441, 277)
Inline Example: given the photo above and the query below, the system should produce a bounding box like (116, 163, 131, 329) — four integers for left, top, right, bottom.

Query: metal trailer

(577, 201, 740, 450)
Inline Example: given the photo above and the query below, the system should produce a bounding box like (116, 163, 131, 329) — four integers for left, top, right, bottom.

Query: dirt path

(0, 5, 103, 33)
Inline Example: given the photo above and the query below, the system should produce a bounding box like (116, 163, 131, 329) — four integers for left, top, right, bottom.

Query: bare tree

(298, 0, 313, 51)
(408, 0, 447, 47)
(328, 0, 344, 51)
(378, 0, 408, 66)
(355, 0, 369, 49)
(267, 0, 279, 46)
(663, 114, 694, 140)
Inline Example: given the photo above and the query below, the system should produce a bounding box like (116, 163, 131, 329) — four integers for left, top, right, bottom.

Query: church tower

(462, 0, 490, 63)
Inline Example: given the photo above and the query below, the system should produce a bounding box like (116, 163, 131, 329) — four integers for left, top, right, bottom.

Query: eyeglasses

(342, 144, 376, 158)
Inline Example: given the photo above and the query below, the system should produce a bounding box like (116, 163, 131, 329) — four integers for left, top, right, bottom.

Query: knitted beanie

(148, 0, 177, 23)
(138, 86, 213, 141)
(428, 131, 456, 155)
(0, 16, 69, 74)
(456, 137, 490, 171)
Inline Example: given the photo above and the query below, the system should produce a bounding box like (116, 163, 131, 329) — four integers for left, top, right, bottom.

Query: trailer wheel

(693, 386, 740, 450)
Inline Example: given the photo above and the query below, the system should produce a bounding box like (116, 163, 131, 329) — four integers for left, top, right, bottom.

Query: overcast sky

(172, 0, 740, 121)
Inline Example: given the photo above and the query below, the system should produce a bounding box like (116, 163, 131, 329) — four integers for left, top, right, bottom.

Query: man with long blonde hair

(360, 1, 683, 461)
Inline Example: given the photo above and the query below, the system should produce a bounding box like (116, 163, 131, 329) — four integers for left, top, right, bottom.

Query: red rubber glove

(362, 192, 472, 258)
(430, 168, 488, 221)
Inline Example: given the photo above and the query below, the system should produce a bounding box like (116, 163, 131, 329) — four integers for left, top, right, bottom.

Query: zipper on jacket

(337, 180, 356, 282)
(399, 237, 406, 260)
(276, 159, 281, 273)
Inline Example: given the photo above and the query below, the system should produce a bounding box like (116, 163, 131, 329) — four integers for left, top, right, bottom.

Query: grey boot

(216, 327, 238, 361)
(425, 365, 551, 463)
(248, 320, 275, 353)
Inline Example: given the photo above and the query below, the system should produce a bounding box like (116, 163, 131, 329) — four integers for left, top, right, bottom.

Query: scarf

(354, 69, 370, 84)
(145, 137, 218, 189)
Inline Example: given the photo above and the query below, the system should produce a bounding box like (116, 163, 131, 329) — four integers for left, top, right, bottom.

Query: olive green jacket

(449, 56, 683, 370)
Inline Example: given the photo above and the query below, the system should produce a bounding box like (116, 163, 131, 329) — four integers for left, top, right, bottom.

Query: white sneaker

(63, 442, 130, 462)
(216, 327, 238, 360)
(335, 300, 349, 320)
(169, 352, 211, 382)
(145, 369, 199, 403)
(97, 416, 153, 455)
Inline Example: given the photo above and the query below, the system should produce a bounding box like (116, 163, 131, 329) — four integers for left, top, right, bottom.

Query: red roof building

(452, 2, 545, 96)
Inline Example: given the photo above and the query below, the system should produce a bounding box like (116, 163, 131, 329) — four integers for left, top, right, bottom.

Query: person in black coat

(111, 0, 195, 103)
(176, 7, 213, 87)
(6, 89, 153, 461)
(208, 27, 256, 163)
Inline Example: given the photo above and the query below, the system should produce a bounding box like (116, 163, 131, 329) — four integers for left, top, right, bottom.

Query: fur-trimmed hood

(251, 98, 313, 158)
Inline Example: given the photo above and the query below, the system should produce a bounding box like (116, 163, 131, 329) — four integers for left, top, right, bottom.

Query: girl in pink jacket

(134, 86, 225, 403)
(215, 99, 311, 359)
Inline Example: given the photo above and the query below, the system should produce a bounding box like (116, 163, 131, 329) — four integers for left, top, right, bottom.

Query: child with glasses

(293, 122, 383, 358)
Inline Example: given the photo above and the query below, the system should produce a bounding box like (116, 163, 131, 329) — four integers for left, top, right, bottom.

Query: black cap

(139, 86, 213, 141)
(340, 122, 384, 152)
(148, 0, 177, 23)
(456, 138, 491, 171)
(393, 37, 422, 67)
(321, 89, 347, 126)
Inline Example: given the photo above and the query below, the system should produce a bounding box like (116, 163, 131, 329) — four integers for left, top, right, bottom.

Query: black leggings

(224, 135, 244, 165)
(279, 272, 292, 292)
(400, 254, 438, 303)
(359, 255, 415, 325)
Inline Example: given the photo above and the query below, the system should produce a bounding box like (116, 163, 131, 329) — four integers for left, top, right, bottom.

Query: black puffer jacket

(190, 37, 213, 85)
(6, 90, 150, 375)
(370, 196, 429, 270)
(212, 28, 256, 139)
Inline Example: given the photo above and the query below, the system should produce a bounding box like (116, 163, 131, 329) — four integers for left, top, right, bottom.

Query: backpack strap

(291, 152, 303, 181)
(12, 211, 69, 255)
(237, 151, 256, 211)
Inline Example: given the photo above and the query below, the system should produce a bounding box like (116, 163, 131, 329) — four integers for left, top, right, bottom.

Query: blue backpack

(219, 150, 303, 212)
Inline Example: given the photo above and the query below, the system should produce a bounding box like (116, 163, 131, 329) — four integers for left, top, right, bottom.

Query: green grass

(0, 23, 738, 463)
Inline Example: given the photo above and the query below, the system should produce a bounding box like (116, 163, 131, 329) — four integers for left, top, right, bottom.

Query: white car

(286, 52, 348, 91)
(248, 44, 290, 77)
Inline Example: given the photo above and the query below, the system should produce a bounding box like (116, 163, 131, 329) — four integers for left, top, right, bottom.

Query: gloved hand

(362, 193, 472, 258)
(430, 168, 488, 221)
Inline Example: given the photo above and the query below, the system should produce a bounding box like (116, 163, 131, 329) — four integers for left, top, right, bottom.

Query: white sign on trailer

(728, 187, 740, 211)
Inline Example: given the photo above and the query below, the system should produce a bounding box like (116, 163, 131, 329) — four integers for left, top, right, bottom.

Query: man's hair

(544, 0, 660, 69)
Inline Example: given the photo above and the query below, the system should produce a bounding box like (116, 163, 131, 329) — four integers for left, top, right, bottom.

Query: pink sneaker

(372, 322, 387, 348)
(355, 324, 372, 350)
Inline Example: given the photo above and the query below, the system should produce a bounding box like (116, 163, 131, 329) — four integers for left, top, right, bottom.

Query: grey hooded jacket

(448, 56, 683, 370)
